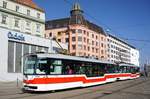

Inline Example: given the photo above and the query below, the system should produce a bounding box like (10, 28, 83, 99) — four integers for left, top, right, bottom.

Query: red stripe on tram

(24, 73, 139, 84)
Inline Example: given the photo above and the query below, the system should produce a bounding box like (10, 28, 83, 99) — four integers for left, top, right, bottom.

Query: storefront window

(8, 41, 14, 73)
(15, 43, 22, 73)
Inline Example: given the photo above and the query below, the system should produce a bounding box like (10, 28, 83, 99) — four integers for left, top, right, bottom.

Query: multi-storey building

(0, 0, 67, 81)
(0, 0, 45, 37)
(107, 34, 139, 66)
(45, 2, 139, 66)
(45, 3, 108, 60)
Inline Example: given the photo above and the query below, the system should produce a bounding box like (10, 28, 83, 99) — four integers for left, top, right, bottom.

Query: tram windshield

(24, 55, 37, 74)
(24, 55, 63, 75)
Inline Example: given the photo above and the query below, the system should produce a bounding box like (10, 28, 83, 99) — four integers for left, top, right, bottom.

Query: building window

(1, 15, 7, 24)
(101, 56, 104, 58)
(66, 32, 69, 35)
(78, 29, 82, 33)
(88, 46, 90, 51)
(101, 43, 104, 47)
(72, 29, 76, 34)
(92, 34, 94, 38)
(87, 32, 89, 36)
(78, 45, 82, 50)
(84, 45, 86, 50)
(57, 32, 61, 36)
(96, 42, 98, 46)
(84, 37, 86, 42)
(26, 21, 31, 30)
(72, 45, 76, 50)
(78, 36, 82, 42)
(101, 50, 104, 54)
(58, 39, 61, 42)
(87, 39, 89, 43)
(49, 32, 52, 37)
(84, 30, 86, 35)
(101, 37, 103, 41)
(96, 35, 98, 39)
(92, 41, 94, 45)
(37, 13, 40, 18)
(16, 5, 19, 12)
(111, 45, 113, 48)
(15, 43, 22, 73)
(72, 37, 76, 41)
(14, 19, 19, 27)
(3, 1, 7, 8)
(27, 9, 30, 16)
(96, 49, 98, 53)
(111, 55, 113, 58)
(8, 42, 14, 73)
(65, 38, 69, 42)
(36, 24, 40, 32)
(92, 47, 94, 52)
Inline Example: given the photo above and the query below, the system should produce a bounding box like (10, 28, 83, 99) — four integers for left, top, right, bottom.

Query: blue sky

(33, 0, 150, 65)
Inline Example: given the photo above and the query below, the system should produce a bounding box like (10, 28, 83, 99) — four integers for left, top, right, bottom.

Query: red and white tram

(23, 53, 140, 91)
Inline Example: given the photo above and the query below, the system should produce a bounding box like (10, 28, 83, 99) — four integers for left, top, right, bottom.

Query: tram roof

(35, 53, 114, 64)
(119, 63, 139, 67)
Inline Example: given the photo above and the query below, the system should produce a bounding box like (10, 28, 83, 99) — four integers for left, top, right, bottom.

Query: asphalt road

(0, 76, 150, 99)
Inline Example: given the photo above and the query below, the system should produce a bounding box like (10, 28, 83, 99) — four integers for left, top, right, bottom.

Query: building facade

(0, 0, 45, 37)
(107, 34, 139, 66)
(0, 0, 67, 81)
(45, 2, 139, 66)
(45, 3, 108, 60)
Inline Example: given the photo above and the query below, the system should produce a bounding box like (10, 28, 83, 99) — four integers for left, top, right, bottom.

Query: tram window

(119, 66, 127, 73)
(62, 60, 81, 75)
(78, 66, 85, 74)
(105, 65, 113, 73)
(50, 60, 62, 74)
(24, 55, 36, 74)
(62, 62, 76, 75)
(36, 59, 49, 74)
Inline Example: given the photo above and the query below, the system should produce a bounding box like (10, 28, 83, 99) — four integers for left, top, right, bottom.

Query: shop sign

(8, 32, 25, 41)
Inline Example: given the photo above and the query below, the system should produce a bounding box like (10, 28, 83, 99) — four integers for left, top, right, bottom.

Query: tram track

(61, 78, 148, 99)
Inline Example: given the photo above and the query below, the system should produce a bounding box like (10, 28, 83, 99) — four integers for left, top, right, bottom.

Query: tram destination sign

(8, 32, 25, 41)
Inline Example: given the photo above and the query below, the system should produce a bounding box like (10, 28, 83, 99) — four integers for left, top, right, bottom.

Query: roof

(35, 53, 114, 64)
(10, 0, 44, 12)
(46, 18, 105, 35)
